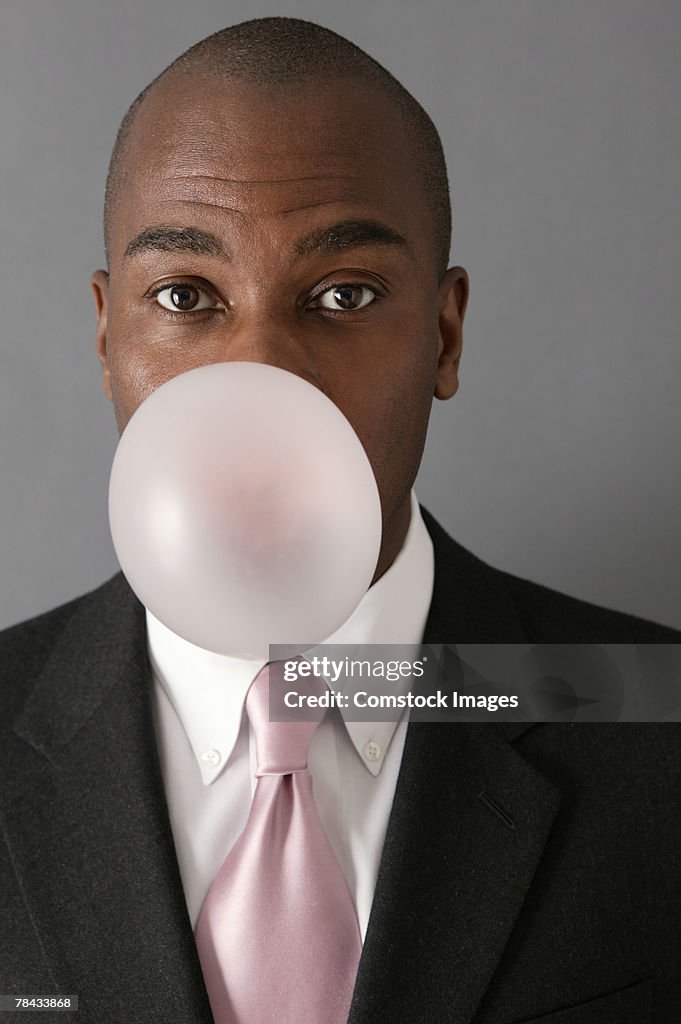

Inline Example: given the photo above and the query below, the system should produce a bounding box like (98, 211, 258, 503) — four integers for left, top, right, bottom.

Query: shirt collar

(146, 490, 434, 782)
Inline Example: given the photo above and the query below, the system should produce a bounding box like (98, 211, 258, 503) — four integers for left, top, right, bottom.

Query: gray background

(1, 0, 679, 631)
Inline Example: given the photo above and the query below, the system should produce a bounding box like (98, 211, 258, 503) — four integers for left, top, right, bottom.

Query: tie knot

(246, 661, 326, 776)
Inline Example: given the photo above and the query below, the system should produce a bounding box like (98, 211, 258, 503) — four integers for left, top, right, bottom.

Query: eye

(152, 282, 219, 312)
(311, 284, 377, 312)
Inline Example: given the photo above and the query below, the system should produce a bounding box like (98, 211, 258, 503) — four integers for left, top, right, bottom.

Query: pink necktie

(194, 661, 362, 1024)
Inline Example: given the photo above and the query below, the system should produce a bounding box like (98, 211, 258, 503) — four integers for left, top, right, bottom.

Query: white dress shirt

(148, 490, 434, 940)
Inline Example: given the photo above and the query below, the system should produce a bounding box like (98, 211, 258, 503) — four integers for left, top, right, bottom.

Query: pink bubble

(109, 362, 382, 657)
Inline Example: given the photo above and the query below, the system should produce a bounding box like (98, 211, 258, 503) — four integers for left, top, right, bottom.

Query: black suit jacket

(1, 508, 680, 1023)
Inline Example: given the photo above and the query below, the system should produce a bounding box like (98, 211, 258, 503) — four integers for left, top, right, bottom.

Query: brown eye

(314, 284, 376, 311)
(170, 284, 199, 310)
(154, 283, 218, 312)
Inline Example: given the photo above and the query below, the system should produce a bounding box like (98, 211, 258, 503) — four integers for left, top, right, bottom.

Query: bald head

(103, 16, 451, 277)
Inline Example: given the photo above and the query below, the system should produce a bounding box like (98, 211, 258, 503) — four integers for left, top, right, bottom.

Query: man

(1, 17, 679, 1024)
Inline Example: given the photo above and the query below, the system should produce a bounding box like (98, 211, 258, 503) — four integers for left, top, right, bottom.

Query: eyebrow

(123, 225, 230, 262)
(122, 218, 410, 265)
(293, 219, 410, 261)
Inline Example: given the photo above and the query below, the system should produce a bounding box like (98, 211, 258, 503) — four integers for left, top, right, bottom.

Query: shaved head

(103, 16, 452, 278)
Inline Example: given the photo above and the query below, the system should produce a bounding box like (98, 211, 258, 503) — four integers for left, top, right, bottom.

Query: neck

(370, 493, 412, 586)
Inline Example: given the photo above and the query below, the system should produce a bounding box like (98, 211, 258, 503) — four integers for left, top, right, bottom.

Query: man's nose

(212, 318, 321, 390)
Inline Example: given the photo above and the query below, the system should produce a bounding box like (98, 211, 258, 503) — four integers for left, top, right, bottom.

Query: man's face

(92, 73, 468, 579)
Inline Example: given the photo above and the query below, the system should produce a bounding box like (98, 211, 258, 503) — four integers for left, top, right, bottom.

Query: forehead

(112, 72, 430, 262)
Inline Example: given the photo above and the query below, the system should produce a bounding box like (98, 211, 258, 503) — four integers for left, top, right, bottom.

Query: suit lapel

(349, 721, 561, 1024)
(5, 576, 213, 1023)
(348, 510, 562, 1024)
(420, 505, 529, 644)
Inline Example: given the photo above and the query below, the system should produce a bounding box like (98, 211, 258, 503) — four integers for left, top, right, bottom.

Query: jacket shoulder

(0, 575, 129, 720)
(420, 504, 680, 642)
(498, 566, 681, 642)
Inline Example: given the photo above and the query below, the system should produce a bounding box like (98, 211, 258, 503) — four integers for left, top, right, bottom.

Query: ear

(435, 266, 469, 401)
(91, 269, 112, 401)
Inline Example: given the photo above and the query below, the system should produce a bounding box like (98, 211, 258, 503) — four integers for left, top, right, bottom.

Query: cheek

(335, 325, 440, 514)
(105, 301, 218, 430)
(107, 334, 186, 432)
(370, 364, 434, 479)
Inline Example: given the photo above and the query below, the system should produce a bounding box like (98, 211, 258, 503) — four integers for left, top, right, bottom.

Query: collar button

(363, 740, 382, 763)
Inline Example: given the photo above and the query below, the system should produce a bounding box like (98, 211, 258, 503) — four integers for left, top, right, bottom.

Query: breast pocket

(508, 977, 651, 1024)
